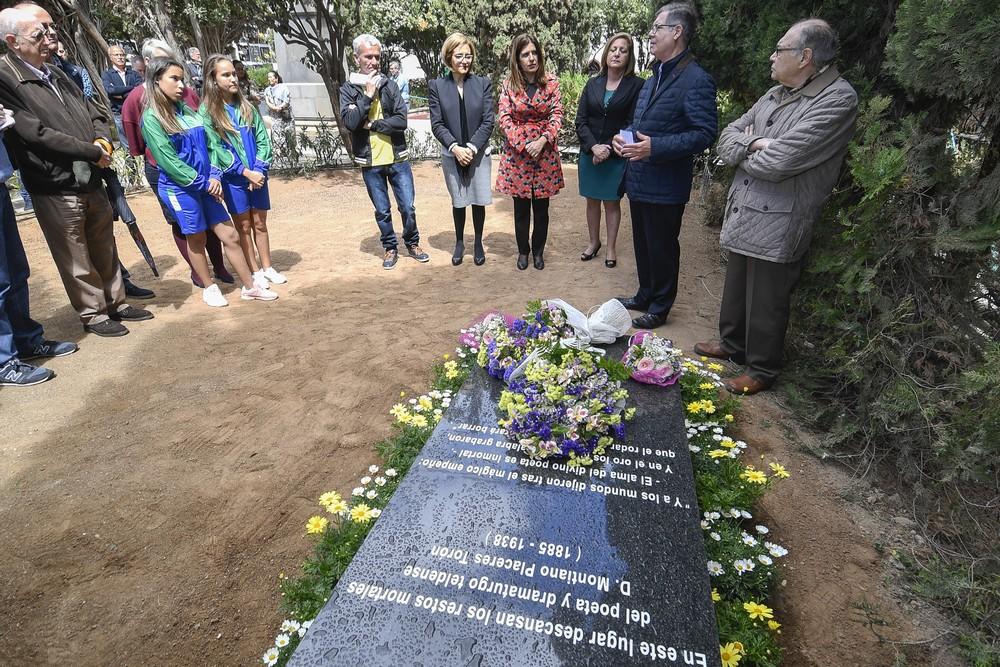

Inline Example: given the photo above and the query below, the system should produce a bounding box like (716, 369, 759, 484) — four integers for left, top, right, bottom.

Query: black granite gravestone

(291, 346, 720, 667)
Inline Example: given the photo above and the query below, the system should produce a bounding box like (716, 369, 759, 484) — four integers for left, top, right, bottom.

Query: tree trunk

(152, 0, 183, 57)
(188, 10, 207, 63)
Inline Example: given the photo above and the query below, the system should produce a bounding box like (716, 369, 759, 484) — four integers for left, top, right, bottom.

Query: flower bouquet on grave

(498, 346, 635, 467)
(621, 330, 685, 387)
(467, 301, 576, 382)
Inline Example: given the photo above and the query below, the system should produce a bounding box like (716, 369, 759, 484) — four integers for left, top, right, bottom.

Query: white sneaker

(202, 284, 228, 308)
(261, 266, 287, 284)
(252, 270, 270, 290)
(241, 285, 278, 301)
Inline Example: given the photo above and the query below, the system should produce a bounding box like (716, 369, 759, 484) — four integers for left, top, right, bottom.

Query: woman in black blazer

(429, 33, 495, 266)
(575, 33, 643, 268)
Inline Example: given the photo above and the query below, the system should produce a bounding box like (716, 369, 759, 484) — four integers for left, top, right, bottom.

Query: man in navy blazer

(101, 44, 141, 150)
(614, 2, 717, 329)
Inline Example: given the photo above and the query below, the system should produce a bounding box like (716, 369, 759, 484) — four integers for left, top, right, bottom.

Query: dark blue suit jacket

(428, 73, 494, 169)
(624, 53, 717, 204)
(101, 67, 142, 113)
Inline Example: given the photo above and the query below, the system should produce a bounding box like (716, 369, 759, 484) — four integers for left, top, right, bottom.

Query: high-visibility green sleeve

(141, 107, 198, 188)
(198, 104, 239, 175)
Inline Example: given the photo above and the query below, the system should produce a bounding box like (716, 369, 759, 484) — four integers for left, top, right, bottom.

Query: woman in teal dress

(575, 33, 643, 267)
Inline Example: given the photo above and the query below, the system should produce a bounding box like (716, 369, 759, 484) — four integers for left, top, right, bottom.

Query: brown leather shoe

(723, 374, 771, 395)
(693, 341, 732, 360)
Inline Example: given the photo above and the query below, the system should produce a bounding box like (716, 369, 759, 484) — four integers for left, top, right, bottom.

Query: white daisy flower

(352, 487, 364, 496)
(710, 532, 721, 541)
(263, 647, 280, 666)
(280, 619, 300, 634)
(385, 469, 398, 477)
(298, 620, 313, 637)
(360, 476, 372, 485)
(766, 542, 788, 558)
(756, 525, 769, 535)
(758, 554, 773, 566)
(689, 445, 701, 452)
(368, 465, 379, 473)
(374, 477, 387, 486)
(275, 633, 290, 648)
(700, 520, 710, 530)
(707, 560, 724, 576)
(371, 508, 382, 518)
(741, 533, 758, 547)
(366, 490, 378, 499)
(740, 510, 753, 520)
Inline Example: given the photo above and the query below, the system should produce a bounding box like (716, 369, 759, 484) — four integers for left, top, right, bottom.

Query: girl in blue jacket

(201, 55, 286, 288)
(141, 57, 278, 307)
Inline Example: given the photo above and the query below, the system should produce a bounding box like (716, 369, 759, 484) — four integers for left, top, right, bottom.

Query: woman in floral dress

(496, 34, 564, 270)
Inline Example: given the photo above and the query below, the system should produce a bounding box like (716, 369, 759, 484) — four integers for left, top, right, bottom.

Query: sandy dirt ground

(0, 160, 952, 665)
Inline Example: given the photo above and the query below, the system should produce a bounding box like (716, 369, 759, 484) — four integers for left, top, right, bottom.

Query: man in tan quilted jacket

(695, 18, 858, 394)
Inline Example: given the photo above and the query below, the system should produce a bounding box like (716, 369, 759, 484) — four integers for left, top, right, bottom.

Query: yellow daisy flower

(326, 498, 348, 515)
(768, 620, 782, 632)
(769, 462, 791, 478)
(719, 642, 743, 667)
(318, 491, 341, 509)
(711, 588, 721, 602)
(305, 516, 329, 535)
(350, 503, 376, 523)
(743, 601, 774, 621)
(739, 467, 768, 484)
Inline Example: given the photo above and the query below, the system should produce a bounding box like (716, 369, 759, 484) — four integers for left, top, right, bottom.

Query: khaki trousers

(32, 190, 125, 325)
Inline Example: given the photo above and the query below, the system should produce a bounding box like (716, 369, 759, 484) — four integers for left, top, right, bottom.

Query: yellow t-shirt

(368, 96, 394, 167)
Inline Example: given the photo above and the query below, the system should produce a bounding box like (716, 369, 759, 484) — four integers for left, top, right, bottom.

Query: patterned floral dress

(496, 75, 565, 199)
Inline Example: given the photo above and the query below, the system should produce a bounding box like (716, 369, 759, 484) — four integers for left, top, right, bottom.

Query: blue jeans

(361, 161, 419, 250)
(0, 187, 44, 365)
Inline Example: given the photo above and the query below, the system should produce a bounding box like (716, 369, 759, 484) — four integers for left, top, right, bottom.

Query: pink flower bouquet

(622, 331, 684, 387)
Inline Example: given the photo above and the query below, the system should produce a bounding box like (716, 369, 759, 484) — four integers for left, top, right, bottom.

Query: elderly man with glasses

(694, 18, 858, 395)
(612, 2, 718, 330)
(101, 43, 142, 150)
(0, 6, 152, 338)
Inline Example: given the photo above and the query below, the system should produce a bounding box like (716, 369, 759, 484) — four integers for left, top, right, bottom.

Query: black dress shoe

(452, 241, 464, 266)
(517, 254, 529, 270)
(632, 312, 667, 329)
(474, 253, 486, 266)
(617, 296, 649, 311)
(84, 319, 129, 337)
(123, 279, 155, 299)
(533, 253, 544, 270)
(110, 305, 154, 322)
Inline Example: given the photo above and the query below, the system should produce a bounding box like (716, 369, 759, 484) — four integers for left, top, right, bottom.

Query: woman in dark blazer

(429, 33, 495, 266)
(575, 33, 643, 268)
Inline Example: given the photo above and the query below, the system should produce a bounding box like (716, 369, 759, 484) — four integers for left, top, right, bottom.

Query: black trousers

(628, 200, 685, 317)
(719, 251, 803, 384)
(513, 197, 549, 256)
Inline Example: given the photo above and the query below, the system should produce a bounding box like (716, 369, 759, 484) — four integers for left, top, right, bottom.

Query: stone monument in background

(273, 31, 335, 118)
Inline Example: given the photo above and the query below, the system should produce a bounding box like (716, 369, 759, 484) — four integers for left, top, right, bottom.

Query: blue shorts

(158, 184, 231, 235)
(222, 176, 271, 216)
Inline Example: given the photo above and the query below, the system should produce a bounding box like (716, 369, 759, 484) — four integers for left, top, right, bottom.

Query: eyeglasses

(452, 54, 473, 61)
(19, 23, 57, 42)
(652, 23, 679, 33)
